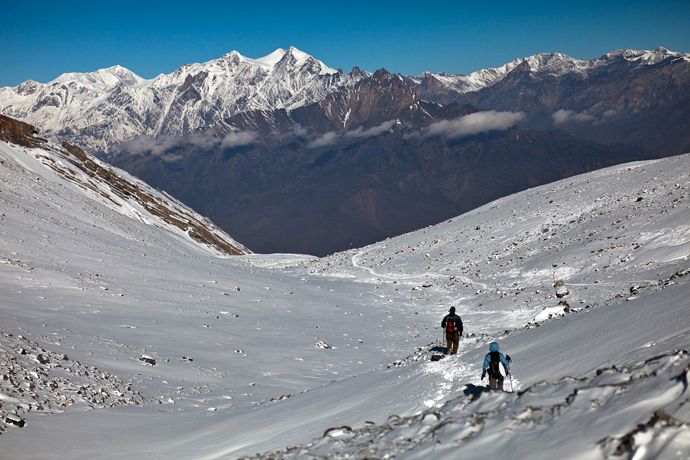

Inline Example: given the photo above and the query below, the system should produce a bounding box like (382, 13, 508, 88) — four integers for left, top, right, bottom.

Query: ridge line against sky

(1, 0, 689, 88)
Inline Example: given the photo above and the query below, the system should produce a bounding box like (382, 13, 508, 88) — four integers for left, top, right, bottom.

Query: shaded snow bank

(245, 350, 690, 460)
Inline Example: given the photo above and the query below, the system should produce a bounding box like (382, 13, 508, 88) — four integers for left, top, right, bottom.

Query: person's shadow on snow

(430, 345, 447, 354)
(463, 384, 485, 397)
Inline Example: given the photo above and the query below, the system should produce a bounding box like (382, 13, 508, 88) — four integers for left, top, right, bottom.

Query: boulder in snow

(5, 413, 25, 427)
(139, 354, 156, 365)
(554, 280, 569, 298)
(315, 340, 333, 349)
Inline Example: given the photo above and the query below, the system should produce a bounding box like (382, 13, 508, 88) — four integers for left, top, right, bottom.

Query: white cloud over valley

(552, 109, 617, 125)
(220, 131, 259, 149)
(307, 132, 339, 149)
(552, 109, 596, 125)
(116, 130, 258, 157)
(422, 110, 526, 140)
(344, 120, 397, 141)
(307, 120, 397, 149)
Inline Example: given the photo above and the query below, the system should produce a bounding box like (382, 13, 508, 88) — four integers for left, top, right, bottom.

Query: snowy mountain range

(1, 47, 688, 155)
(407, 47, 690, 155)
(0, 47, 368, 153)
(109, 66, 659, 256)
(1, 115, 689, 458)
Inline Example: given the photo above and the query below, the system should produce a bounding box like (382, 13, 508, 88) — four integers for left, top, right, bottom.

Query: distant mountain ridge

(405, 47, 690, 102)
(405, 47, 690, 154)
(110, 68, 659, 256)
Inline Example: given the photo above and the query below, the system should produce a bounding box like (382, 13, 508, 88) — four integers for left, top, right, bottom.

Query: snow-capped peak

(247, 48, 288, 69)
(276, 46, 338, 75)
(50, 65, 148, 91)
(230, 47, 337, 75)
(286, 46, 322, 69)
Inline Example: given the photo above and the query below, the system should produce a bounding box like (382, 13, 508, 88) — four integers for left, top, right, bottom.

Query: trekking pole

(442, 329, 446, 355)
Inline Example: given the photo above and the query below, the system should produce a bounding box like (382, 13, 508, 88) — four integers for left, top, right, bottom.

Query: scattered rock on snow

(324, 425, 353, 438)
(0, 331, 150, 434)
(534, 305, 568, 322)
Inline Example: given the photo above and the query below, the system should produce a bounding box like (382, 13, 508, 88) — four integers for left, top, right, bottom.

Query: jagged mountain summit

(0, 114, 250, 256)
(406, 52, 588, 99)
(406, 47, 690, 155)
(0, 47, 367, 154)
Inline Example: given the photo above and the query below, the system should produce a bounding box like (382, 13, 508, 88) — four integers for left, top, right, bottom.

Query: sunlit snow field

(1, 140, 689, 459)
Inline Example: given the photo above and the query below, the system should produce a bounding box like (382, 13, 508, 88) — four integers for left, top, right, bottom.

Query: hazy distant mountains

(2, 47, 689, 255)
(405, 47, 690, 154)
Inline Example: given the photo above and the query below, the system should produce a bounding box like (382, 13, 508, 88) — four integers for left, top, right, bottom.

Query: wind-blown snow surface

(1, 137, 689, 458)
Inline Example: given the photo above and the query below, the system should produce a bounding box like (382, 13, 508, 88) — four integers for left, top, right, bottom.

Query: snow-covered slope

(407, 47, 690, 96)
(1, 117, 689, 458)
(0, 47, 365, 153)
(0, 115, 249, 256)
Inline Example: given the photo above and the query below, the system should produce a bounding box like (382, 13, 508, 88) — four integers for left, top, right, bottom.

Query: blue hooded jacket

(482, 342, 510, 374)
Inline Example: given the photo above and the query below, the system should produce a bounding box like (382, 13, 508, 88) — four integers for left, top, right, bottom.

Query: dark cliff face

(318, 69, 419, 130)
(217, 69, 458, 136)
(110, 71, 658, 256)
(0, 115, 43, 148)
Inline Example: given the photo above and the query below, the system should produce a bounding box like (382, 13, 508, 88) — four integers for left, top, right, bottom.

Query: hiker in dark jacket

(441, 307, 463, 355)
(481, 342, 511, 390)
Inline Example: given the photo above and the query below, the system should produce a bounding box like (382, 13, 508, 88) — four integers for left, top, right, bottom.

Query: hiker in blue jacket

(481, 342, 511, 391)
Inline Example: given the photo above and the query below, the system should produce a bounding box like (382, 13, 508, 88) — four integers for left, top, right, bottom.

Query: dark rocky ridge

(0, 115, 43, 148)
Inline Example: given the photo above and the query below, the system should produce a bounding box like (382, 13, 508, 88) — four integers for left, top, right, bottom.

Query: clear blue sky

(1, 0, 689, 87)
